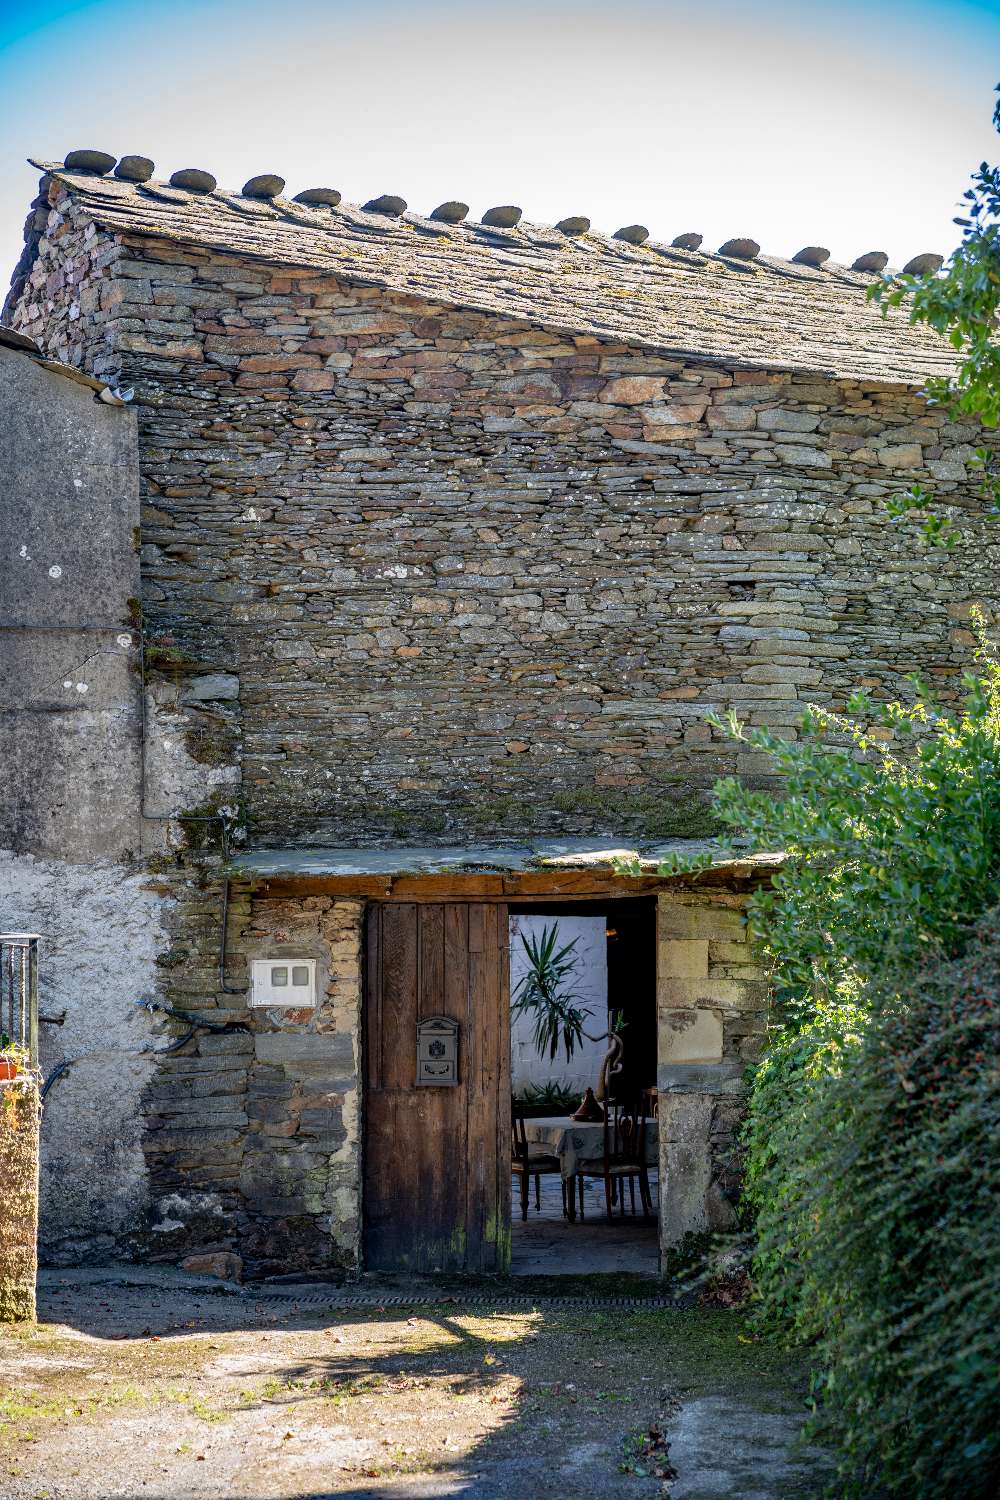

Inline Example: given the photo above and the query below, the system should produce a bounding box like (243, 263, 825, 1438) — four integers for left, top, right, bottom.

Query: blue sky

(0, 0, 998, 285)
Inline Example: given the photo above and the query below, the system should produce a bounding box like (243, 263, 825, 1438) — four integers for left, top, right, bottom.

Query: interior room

(507, 897, 660, 1276)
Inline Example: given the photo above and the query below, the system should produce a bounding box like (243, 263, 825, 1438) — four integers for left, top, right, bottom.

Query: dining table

(521, 1113, 659, 1183)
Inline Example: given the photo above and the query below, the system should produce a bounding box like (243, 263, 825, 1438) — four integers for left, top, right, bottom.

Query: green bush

(746, 920, 1000, 1497)
(703, 635, 1000, 1495)
(710, 623, 1000, 1015)
(741, 1001, 864, 1339)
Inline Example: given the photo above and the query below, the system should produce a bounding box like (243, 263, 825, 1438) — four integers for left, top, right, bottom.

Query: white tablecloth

(522, 1114, 658, 1180)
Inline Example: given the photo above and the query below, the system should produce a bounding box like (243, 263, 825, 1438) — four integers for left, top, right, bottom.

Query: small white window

(251, 957, 318, 1008)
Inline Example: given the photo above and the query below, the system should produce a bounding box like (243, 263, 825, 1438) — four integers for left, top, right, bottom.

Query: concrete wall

(0, 852, 167, 1262)
(0, 345, 140, 861)
(656, 892, 768, 1245)
(0, 343, 170, 1263)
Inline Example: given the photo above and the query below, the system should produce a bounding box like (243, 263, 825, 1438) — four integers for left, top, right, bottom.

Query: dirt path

(0, 1270, 827, 1499)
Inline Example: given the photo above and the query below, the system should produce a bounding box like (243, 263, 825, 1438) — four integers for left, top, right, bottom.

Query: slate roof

(228, 839, 784, 883)
(19, 159, 956, 383)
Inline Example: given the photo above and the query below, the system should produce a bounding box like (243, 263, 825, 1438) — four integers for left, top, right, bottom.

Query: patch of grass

(186, 1397, 228, 1424)
(352, 1447, 447, 1478)
(0, 1324, 72, 1347)
(0, 1385, 147, 1428)
(160, 1387, 236, 1423)
(314, 1374, 387, 1407)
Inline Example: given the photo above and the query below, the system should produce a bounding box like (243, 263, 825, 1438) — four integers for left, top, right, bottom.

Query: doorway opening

(507, 897, 660, 1276)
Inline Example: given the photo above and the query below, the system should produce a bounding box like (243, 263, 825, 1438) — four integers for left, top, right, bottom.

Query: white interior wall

(509, 913, 608, 1097)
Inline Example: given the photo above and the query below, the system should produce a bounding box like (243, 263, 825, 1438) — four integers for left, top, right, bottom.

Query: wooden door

(363, 902, 511, 1273)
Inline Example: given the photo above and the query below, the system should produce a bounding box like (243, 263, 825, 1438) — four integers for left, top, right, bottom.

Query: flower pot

(0, 1060, 19, 1081)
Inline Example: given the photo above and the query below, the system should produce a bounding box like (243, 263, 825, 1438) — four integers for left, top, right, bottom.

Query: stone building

(3, 150, 997, 1276)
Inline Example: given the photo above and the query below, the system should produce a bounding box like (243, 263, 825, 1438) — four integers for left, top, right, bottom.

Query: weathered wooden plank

(391, 874, 506, 901)
(419, 903, 446, 1021)
(443, 903, 472, 1270)
(363, 900, 511, 1274)
(256, 872, 684, 901)
(260, 876, 392, 899)
(465, 904, 487, 1268)
(501, 871, 663, 897)
(443, 904, 470, 1065)
(468, 903, 510, 1270)
(496, 910, 512, 1272)
(380, 904, 417, 1091)
(415, 904, 463, 1268)
(364, 903, 381, 1090)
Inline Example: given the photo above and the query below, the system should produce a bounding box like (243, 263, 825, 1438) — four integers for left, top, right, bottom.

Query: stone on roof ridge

(41, 152, 947, 281)
(243, 173, 285, 200)
(482, 205, 522, 228)
(170, 168, 216, 194)
(9, 152, 957, 385)
(293, 187, 342, 207)
(363, 193, 407, 217)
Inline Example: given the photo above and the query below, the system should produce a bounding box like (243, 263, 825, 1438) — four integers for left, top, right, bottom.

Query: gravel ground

(0, 1270, 828, 1499)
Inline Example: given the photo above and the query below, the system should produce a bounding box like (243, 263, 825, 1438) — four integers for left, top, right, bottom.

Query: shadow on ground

(0, 1269, 830, 1500)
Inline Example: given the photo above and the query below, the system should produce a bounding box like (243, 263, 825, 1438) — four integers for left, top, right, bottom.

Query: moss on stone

(0, 1081, 40, 1324)
(176, 795, 244, 852)
(144, 643, 199, 673)
(550, 784, 722, 838)
(184, 727, 239, 769)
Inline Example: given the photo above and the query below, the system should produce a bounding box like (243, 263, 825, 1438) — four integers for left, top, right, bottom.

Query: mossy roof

(19, 160, 958, 385)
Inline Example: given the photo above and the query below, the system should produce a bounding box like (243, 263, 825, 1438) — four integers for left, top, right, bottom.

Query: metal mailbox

(416, 1014, 459, 1086)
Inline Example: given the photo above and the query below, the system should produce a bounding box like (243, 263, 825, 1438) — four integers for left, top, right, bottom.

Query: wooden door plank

(464, 903, 509, 1270)
(418, 902, 446, 1021)
(364, 899, 512, 1275)
(380, 904, 418, 1091)
(464, 904, 485, 1268)
(416, 904, 462, 1269)
(365, 904, 382, 1090)
(496, 907, 512, 1272)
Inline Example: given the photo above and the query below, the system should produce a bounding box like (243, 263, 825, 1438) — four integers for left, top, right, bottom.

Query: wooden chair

(642, 1086, 659, 1119)
(511, 1096, 566, 1221)
(572, 1096, 654, 1223)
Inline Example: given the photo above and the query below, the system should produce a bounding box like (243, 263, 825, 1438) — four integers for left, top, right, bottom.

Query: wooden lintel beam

(389, 873, 506, 900)
(253, 870, 663, 901)
(256, 875, 393, 899)
(248, 867, 771, 903)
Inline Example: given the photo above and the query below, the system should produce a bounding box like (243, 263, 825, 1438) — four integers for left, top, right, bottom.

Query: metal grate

(246, 1289, 679, 1311)
(0, 933, 39, 1065)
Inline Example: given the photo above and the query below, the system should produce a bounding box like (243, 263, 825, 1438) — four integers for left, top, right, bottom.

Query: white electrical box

(250, 957, 318, 1008)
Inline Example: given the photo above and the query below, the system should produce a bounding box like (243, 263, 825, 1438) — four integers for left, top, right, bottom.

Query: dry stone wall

(9, 183, 1000, 849)
(141, 881, 362, 1277)
(656, 892, 768, 1241)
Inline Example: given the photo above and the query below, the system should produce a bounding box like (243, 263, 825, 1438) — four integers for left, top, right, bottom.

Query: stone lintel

(659, 976, 768, 1012)
(657, 1061, 745, 1095)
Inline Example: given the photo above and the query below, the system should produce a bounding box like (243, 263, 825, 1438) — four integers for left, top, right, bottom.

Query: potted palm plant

(510, 923, 626, 1117)
(511, 923, 589, 1063)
